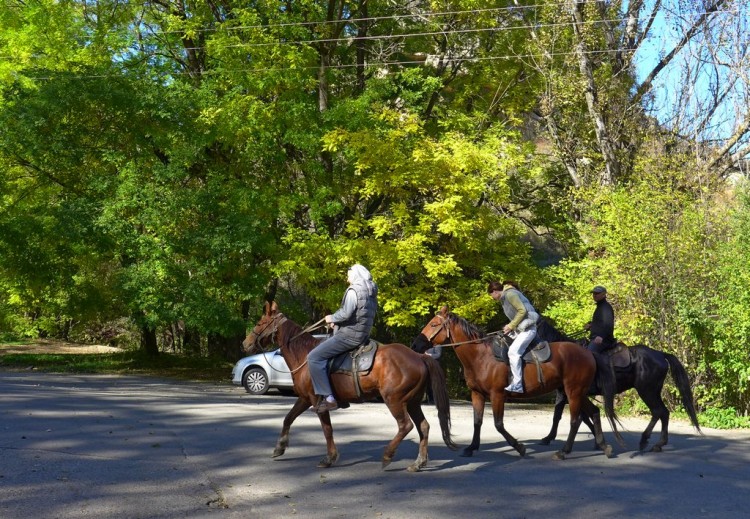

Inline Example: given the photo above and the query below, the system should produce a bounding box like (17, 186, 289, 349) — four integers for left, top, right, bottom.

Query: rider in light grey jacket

(308, 264, 378, 414)
(488, 280, 539, 394)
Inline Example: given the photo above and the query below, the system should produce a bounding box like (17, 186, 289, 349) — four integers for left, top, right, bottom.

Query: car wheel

(242, 367, 269, 395)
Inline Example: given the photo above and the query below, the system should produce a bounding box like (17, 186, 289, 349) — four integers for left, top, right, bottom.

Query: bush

(700, 406, 750, 429)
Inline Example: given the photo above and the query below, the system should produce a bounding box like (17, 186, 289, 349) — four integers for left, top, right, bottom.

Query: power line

(2, 6, 737, 60)
(149, 3, 572, 35)
(155, 8, 741, 52)
(21, 47, 652, 81)
(147, 2, 740, 36)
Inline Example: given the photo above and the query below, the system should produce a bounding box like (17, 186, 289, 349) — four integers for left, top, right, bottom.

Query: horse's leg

(554, 394, 613, 460)
(462, 391, 486, 457)
(491, 392, 526, 457)
(581, 398, 613, 457)
(405, 397, 430, 472)
(553, 394, 582, 460)
(272, 396, 310, 458)
(381, 396, 415, 470)
(539, 389, 567, 445)
(316, 409, 340, 468)
(635, 388, 670, 452)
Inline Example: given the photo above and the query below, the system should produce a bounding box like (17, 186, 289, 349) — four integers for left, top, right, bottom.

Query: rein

(426, 313, 503, 349)
(290, 317, 328, 340)
(250, 313, 325, 376)
(430, 331, 503, 349)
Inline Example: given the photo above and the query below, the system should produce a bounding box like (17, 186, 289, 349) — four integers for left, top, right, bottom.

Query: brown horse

(243, 301, 457, 471)
(412, 306, 623, 460)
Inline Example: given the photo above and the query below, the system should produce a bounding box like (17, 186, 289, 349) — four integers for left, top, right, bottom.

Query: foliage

(699, 406, 750, 430)
(0, 1, 748, 420)
(708, 184, 750, 412)
(543, 147, 735, 412)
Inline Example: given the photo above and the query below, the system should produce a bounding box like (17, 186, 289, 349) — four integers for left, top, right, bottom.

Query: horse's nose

(241, 334, 254, 353)
(411, 333, 429, 353)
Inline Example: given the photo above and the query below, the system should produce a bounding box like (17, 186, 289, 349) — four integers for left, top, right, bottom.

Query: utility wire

(2, 6, 738, 63)
(21, 47, 656, 81)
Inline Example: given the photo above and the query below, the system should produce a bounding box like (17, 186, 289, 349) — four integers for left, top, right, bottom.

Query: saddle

(328, 340, 379, 399)
(491, 336, 551, 388)
(605, 342, 631, 369)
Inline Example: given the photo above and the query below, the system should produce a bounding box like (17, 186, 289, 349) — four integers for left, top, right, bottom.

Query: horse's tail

(664, 352, 702, 433)
(423, 355, 458, 450)
(593, 352, 625, 446)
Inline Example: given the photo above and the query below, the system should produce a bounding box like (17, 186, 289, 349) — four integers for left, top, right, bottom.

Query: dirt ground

(0, 339, 123, 355)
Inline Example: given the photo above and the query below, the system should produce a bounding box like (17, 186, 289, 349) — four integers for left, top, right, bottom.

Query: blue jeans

(307, 334, 360, 397)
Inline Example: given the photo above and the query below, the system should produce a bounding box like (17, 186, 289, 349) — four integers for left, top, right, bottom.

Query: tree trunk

(207, 332, 244, 362)
(355, 0, 368, 94)
(140, 325, 159, 357)
(569, 1, 620, 185)
(183, 327, 202, 356)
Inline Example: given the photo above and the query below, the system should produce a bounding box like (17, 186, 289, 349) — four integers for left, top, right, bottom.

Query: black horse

(536, 318, 701, 452)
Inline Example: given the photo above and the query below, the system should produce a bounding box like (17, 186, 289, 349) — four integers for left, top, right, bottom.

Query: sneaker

(505, 385, 523, 394)
(315, 399, 339, 414)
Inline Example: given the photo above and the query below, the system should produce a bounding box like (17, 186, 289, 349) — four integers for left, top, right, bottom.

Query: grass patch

(0, 351, 234, 382)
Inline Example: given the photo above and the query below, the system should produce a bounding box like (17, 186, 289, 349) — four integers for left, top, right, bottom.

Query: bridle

(423, 313, 503, 349)
(247, 312, 327, 376)
(424, 313, 452, 344)
(248, 312, 288, 353)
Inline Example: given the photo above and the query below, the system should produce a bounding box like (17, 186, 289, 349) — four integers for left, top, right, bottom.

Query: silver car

(232, 334, 328, 395)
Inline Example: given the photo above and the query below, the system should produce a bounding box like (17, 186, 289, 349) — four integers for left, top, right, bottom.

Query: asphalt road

(1, 371, 749, 519)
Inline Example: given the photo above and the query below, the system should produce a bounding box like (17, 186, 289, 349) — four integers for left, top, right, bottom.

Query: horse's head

(411, 305, 452, 353)
(242, 301, 287, 355)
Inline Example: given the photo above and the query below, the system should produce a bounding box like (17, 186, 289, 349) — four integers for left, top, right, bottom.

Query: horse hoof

(272, 448, 285, 458)
(382, 457, 392, 469)
(651, 445, 663, 453)
(406, 463, 421, 473)
(517, 444, 527, 457)
(318, 452, 339, 468)
(460, 448, 475, 458)
(552, 451, 566, 461)
(538, 438, 552, 446)
(604, 445, 614, 458)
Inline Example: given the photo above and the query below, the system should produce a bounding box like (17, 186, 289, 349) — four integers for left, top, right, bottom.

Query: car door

(267, 350, 294, 388)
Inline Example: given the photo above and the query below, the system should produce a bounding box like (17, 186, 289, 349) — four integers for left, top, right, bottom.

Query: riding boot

(331, 390, 350, 409)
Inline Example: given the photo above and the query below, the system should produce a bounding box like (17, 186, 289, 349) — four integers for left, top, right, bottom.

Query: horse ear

(270, 301, 279, 313)
(438, 305, 449, 315)
(263, 301, 271, 315)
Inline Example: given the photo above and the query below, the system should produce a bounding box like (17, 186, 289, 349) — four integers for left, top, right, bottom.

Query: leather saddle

(328, 340, 380, 399)
(606, 342, 631, 369)
(492, 336, 551, 388)
(491, 335, 551, 364)
(329, 340, 379, 374)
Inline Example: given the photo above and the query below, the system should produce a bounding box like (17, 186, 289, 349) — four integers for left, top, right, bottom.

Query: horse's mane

(278, 316, 322, 352)
(536, 316, 582, 343)
(446, 312, 486, 342)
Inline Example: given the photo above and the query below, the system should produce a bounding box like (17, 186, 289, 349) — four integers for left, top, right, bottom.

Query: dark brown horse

(536, 318, 701, 452)
(243, 301, 457, 471)
(412, 306, 623, 460)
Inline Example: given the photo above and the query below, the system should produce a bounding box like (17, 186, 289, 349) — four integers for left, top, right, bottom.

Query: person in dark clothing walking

(586, 285, 616, 354)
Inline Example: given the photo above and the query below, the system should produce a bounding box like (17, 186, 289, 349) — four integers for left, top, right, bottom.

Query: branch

(633, 0, 729, 106)
(704, 111, 750, 172)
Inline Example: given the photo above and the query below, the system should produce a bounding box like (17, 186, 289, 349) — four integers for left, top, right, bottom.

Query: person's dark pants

(587, 340, 614, 354)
